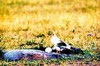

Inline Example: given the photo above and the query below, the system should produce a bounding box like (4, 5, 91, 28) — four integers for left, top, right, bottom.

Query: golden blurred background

(0, 0, 100, 51)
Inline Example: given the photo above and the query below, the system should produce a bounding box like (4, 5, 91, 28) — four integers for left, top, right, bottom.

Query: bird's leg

(56, 50, 60, 60)
(56, 50, 60, 65)
(56, 50, 60, 55)
(57, 51, 60, 54)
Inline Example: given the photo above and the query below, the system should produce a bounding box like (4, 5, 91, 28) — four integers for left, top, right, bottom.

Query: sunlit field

(0, 0, 100, 65)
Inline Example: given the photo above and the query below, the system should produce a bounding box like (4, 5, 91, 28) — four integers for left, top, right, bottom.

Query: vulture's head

(48, 31, 55, 36)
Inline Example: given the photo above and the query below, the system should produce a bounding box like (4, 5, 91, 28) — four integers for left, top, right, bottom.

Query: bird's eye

(47, 31, 52, 35)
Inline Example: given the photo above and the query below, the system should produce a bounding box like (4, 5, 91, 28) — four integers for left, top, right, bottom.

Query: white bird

(45, 47, 52, 53)
(47, 31, 84, 54)
(44, 31, 70, 54)
(50, 31, 72, 51)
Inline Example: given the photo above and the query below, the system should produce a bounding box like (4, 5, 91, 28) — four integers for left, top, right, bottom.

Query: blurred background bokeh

(0, 0, 100, 52)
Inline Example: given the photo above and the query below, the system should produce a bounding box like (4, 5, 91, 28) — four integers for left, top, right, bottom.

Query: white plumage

(51, 32, 72, 51)
(45, 31, 72, 53)
(66, 44, 71, 49)
(45, 31, 84, 54)
(51, 35, 61, 46)
(45, 47, 52, 53)
(52, 46, 60, 51)
(50, 31, 71, 51)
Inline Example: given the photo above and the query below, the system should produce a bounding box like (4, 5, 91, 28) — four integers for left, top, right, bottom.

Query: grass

(0, 0, 100, 65)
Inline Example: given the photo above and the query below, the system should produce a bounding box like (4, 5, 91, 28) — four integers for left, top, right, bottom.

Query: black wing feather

(57, 40, 66, 47)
